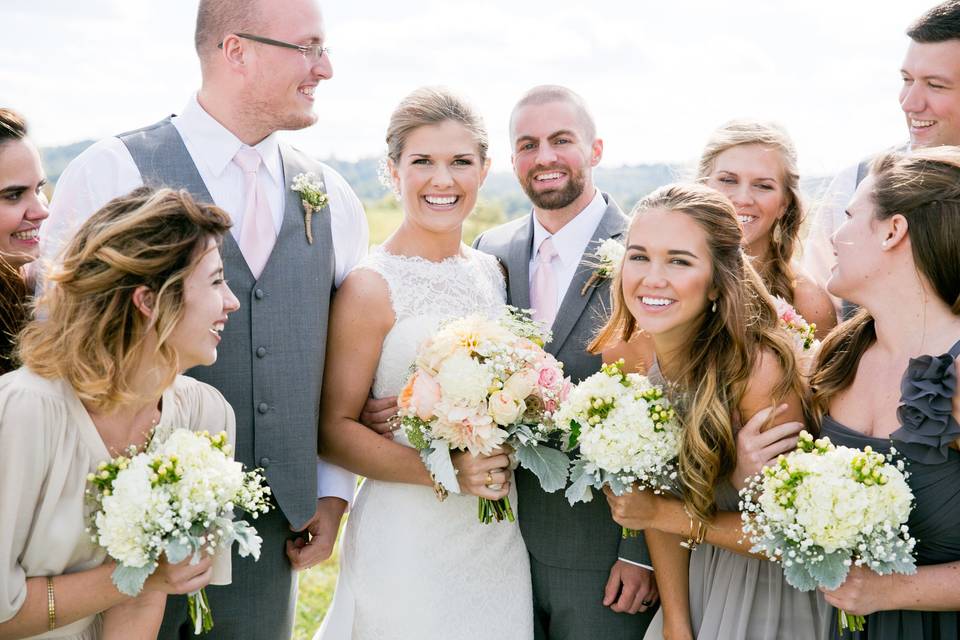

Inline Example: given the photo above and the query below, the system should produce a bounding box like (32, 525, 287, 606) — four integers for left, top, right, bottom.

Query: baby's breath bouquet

(87, 429, 273, 635)
(399, 307, 572, 524)
(739, 431, 917, 633)
(556, 360, 681, 537)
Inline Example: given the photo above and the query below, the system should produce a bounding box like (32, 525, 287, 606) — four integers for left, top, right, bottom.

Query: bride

(314, 87, 534, 639)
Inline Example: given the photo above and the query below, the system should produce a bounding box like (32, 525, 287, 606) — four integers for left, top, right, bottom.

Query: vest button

(257, 402, 269, 414)
(254, 288, 265, 300)
(259, 457, 271, 468)
(256, 346, 267, 358)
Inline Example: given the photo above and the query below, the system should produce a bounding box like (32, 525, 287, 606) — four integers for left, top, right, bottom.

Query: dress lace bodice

(353, 246, 507, 404)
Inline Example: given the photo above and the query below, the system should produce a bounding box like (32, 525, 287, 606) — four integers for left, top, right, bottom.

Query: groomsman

(804, 0, 960, 294)
(474, 85, 657, 639)
(43, 1, 367, 637)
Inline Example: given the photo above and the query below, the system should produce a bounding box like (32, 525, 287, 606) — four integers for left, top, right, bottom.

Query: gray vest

(120, 118, 335, 528)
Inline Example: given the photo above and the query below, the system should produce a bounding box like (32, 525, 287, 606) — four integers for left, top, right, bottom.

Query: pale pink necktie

(531, 237, 559, 326)
(233, 146, 275, 279)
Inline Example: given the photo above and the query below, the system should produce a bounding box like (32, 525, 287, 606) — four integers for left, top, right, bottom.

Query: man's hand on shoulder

(286, 496, 348, 570)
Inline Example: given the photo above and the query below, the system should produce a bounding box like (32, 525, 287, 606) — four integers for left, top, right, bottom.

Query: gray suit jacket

(474, 193, 651, 570)
(120, 118, 335, 530)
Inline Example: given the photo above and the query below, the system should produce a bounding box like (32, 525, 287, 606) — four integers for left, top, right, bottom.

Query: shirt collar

(173, 94, 283, 186)
(532, 189, 607, 267)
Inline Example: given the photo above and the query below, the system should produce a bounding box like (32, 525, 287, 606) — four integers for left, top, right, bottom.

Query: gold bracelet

(679, 505, 708, 550)
(46, 576, 56, 631)
(430, 474, 448, 502)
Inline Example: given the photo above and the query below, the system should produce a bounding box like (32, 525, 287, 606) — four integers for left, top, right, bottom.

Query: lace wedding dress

(315, 247, 534, 640)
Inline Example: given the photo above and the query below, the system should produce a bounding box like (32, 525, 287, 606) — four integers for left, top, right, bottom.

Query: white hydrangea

(740, 431, 917, 620)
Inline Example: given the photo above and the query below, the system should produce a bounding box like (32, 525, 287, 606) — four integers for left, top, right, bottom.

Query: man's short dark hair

(908, 0, 960, 42)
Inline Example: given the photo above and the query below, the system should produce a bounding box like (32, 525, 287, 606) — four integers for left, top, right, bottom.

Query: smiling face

(241, 0, 332, 134)
(0, 138, 49, 268)
(705, 143, 786, 256)
(511, 100, 600, 212)
(621, 208, 716, 343)
(165, 238, 240, 370)
(390, 119, 489, 235)
(900, 39, 960, 148)
(826, 175, 886, 304)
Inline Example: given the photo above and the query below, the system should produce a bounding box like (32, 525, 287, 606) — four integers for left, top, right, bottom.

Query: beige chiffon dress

(0, 369, 235, 639)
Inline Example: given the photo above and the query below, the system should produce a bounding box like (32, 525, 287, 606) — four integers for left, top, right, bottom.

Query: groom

(43, 0, 366, 637)
(474, 85, 657, 639)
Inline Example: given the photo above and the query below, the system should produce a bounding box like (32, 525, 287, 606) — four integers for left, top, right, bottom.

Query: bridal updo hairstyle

(385, 87, 489, 166)
(697, 119, 805, 304)
(811, 147, 960, 418)
(592, 183, 808, 523)
(20, 187, 231, 411)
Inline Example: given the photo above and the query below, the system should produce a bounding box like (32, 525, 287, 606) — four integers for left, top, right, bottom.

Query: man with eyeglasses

(43, 1, 366, 638)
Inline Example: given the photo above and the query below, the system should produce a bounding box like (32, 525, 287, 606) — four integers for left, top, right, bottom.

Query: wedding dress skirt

(316, 248, 533, 640)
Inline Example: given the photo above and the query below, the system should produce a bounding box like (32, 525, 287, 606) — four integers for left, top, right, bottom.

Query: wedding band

(641, 599, 653, 607)
(485, 472, 494, 487)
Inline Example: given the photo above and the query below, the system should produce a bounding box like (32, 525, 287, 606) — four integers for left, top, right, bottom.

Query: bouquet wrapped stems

(837, 609, 865, 634)
(188, 588, 213, 635)
(479, 496, 515, 524)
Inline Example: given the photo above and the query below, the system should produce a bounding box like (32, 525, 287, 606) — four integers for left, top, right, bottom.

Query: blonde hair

(812, 147, 960, 419)
(385, 87, 489, 164)
(592, 183, 808, 522)
(20, 187, 232, 412)
(697, 119, 804, 303)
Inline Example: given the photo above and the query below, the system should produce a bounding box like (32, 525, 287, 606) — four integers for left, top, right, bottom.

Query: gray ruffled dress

(821, 338, 960, 639)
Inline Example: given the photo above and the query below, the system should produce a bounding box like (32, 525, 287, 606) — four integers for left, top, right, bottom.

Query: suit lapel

(506, 215, 534, 310)
(548, 195, 628, 356)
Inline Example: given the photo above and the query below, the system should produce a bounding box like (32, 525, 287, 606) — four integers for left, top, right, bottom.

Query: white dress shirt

(528, 188, 608, 305)
(44, 94, 368, 504)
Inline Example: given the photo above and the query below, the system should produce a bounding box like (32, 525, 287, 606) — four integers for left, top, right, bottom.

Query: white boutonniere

(580, 238, 625, 295)
(291, 172, 329, 245)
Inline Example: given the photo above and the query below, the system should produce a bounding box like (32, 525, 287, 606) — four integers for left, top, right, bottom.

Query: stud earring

(881, 239, 889, 249)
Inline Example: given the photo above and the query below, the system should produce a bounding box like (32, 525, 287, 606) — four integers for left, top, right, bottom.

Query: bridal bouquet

(87, 429, 273, 634)
(557, 360, 682, 537)
(399, 307, 572, 523)
(739, 431, 917, 633)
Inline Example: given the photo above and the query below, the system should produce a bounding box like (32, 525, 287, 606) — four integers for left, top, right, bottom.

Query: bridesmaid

(697, 119, 836, 339)
(814, 147, 960, 638)
(0, 108, 49, 372)
(0, 188, 238, 639)
(598, 183, 831, 640)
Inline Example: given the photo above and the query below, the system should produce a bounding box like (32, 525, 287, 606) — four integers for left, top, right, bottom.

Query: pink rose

(537, 365, 561, 389)
(503, 368, 539, 399)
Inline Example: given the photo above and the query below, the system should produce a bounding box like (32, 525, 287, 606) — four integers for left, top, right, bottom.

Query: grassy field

(291, 200, 508, 638)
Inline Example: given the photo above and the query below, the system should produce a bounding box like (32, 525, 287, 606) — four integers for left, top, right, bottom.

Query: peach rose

(400, 370, 441, 421)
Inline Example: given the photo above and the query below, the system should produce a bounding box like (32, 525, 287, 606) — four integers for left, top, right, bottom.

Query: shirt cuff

(317, 458, 357, 506)
(618, 556, 654, 572)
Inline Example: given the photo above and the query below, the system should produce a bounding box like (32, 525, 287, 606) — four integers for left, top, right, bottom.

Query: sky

(3, 0, 936, 177)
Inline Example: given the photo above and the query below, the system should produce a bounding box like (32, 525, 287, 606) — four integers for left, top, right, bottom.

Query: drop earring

(711, 300, 717, 313)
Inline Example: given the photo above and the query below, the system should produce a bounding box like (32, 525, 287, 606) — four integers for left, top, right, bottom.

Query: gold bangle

(430, 474, 448, 502)
(679, 505, 707, 550)
(46, 576, 56, 631)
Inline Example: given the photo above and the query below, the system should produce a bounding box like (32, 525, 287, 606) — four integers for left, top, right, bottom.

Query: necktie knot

(537, 237, 558, 264)
(233, 146, 262, 174)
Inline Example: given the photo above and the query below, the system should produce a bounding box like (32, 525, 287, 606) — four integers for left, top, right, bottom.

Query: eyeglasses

(218, 33, 331, 61)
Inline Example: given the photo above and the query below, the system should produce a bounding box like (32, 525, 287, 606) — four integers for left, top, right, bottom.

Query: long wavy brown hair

(697, 119, 805, 304)
(19, 187, 231, 412)
(592, 183, 808, 523)
(811, 147, 960, 418)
